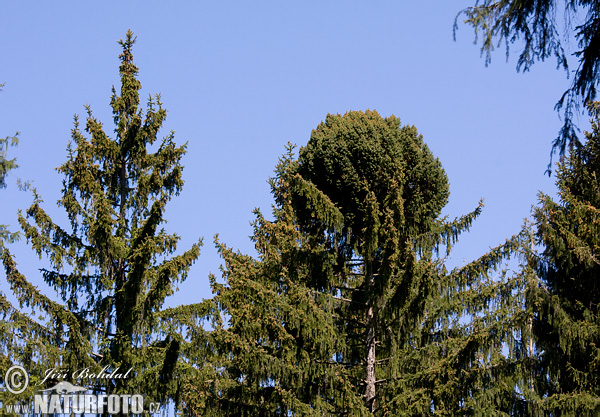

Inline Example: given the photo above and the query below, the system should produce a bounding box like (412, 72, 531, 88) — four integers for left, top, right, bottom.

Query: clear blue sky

(1, 1, 578, 307)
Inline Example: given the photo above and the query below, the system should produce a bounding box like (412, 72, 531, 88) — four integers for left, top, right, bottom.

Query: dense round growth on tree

(297, 110, 449, 253)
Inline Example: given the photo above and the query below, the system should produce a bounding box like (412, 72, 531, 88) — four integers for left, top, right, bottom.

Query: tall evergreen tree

(293, 111, 450, 414)
(0, 30, 201, 410)
(523, 102, 600, 414)
(187, 111, 521, 415)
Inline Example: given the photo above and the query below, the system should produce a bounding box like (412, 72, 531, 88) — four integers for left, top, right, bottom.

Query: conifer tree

(0, 30, 201, 409)
(523, 102, 600, 414)
(188, 111, 521, 415)
(182, 148, 365, 415)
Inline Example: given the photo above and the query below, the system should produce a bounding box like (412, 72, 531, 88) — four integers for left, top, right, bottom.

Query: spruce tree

(523, 102, 600, 414)
(294, 111, 524, 415)
(294, 111, 450, 414)
(188, 111, 520, 415)
(178, 146, 361, 415)
(0, 30, 201, 410)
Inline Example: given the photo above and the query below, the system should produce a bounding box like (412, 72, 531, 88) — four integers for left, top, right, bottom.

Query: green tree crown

(1, 30, 202, 410)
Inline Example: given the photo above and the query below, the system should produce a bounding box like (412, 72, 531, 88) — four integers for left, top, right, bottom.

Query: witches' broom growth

(0, 30, 201, 409)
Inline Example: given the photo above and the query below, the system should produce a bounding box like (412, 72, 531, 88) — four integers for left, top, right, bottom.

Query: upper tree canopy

(525, 102, 600, 414)
(297, 110, 449, 247)
(0, 30, 201, 408)
(295, 111, 452, 413)
(457, 0, 600, 164)
(189, 110, 519, 416)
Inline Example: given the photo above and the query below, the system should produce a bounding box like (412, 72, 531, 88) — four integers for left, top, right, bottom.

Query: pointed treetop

(112, 29, 141, 129)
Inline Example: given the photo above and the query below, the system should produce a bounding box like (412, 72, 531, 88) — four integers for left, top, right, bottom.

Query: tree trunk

(365, 303, 376, 413)
(364, 260, 376, 413)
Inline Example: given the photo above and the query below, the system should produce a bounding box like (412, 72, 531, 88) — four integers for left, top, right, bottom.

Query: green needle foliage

(180, 146, 361, 416)
(189, 111, 522, 415)
(523, 102, 600, 415)
(294, 111, 451, 414)
(456, 0, 600, 166)
(0, 30, 201, 409)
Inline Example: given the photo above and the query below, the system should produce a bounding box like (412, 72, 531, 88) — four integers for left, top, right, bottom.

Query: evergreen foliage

(523, 102, 600, 414)
(189, 111, 521, 415)
(8, 28, 599, 416)
(456, 0, 600, 165)
(0, 30, 201, 410)
(180, 146, 363, 416)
